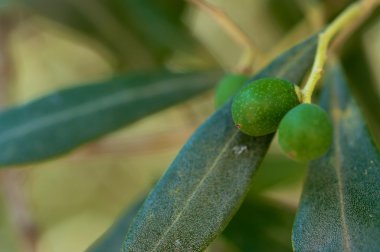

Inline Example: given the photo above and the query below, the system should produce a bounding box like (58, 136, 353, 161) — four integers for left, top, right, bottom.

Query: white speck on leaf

(232, 145, 248, 155)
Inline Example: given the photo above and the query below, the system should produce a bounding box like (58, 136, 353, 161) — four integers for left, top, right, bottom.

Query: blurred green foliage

(223, 197, 295, 252)
(0, 0, 379, 251)
(20, 0, 194, 69)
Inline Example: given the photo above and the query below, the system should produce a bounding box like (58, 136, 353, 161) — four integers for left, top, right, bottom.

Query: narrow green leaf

(122, 0, 192, 52)
(223, 197, 295, 252)
(122, 36, 317, 252)
(0, 70, 221, 166)
(86, 199, 143, 252)
(292, 62, 380, 251)
(340, 10, 380, 145)
(249, 154, 307, 194)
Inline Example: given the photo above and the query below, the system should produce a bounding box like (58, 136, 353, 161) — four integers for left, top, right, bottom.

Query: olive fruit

(214, 74, 249, 108)
(278, 103, 333, 161)
(231, 78, 300, 136)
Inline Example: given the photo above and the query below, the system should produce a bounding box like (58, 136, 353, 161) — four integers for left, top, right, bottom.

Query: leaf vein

(333, 108, 351, 252)
(150, 129, 240, 251)
(0, 74, 212, 145)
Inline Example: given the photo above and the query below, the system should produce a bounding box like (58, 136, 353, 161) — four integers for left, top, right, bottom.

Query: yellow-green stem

(302, 1, 376, 103)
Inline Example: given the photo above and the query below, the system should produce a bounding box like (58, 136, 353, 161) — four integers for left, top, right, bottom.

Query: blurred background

(0, 0, 379, 251)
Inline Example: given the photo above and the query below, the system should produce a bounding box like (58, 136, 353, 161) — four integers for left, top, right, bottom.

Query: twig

(65, 0, 155, 70)
(255, 0, 325, 70)
(187, 0, 260, 74)
(302, 0, 377, 103)
(331, 0, 380, 52)
(295, 0, 325, 30)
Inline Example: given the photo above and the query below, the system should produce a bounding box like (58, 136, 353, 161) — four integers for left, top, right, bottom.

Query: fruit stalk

(302, 0, 378, 103)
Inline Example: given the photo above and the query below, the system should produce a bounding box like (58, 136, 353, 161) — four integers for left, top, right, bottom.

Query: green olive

(214, 74, 249, 109)
(278, 103, 333, 161)
(231, 78, 300, 136)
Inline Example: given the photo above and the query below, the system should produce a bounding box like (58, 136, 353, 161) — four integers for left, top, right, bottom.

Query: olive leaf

(121, 0, 193, 53)
(340, 10, 380, 144)
(249, 154, 307, 194)
(292, 62, 380, 251)
(0, 70, 221, 166)
(122, 36, 317, 252)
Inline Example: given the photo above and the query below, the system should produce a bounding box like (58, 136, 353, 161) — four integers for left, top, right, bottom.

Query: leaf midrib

(332, 106, 351, 251)
(0, 74, 213, 145)
(150, 129, 240, 251)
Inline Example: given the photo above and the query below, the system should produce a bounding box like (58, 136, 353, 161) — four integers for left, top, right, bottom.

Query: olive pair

(215, 74, 332, 161)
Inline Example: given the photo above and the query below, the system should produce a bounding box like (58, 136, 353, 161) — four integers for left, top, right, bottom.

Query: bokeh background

(0, 0, 379, 251)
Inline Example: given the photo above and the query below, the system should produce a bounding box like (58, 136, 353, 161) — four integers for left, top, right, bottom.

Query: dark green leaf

(223, 197, 295, 252)
(249, 154, 307, 194)
(86, 199, 143, 252)
(0, 70, 221, 166)
(293, 62, 380, 251)
(121, 0, 192, 53)
(122, 36, 317, 252)
(267, 0, 303, 32)
(340, 9, 380, 145)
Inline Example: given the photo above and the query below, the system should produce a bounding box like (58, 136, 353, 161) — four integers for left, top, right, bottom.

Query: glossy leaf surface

(293, 63, 380, 251)
(122, 36, 317, 251)
(0, 70, 221, 166)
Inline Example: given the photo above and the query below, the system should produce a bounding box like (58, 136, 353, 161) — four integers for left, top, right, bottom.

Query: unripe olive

(214, 74, 249, 109)
(231, 78, 300, 136)
(278, 103, 333, 161)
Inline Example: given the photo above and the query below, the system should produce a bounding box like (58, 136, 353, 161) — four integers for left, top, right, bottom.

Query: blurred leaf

(249, 154, 307, 194)
(121, 0, 192, 54)
(223, 197, 295, 252)
(0, 70, 221, 166)
(340, 8, 380, 144)
(20, 0, 192, 69)
(122, 36, 317, 251)
(0, 1, 10, 9)
(267, 0, 303, 32)
(86, 199, 143, 252)
(293, 62, 380, 251)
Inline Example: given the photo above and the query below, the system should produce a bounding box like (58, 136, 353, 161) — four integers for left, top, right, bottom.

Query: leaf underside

(122, 36, 317, 252)
(292, 62, 380, 251)
(0, 70, 221, 166)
